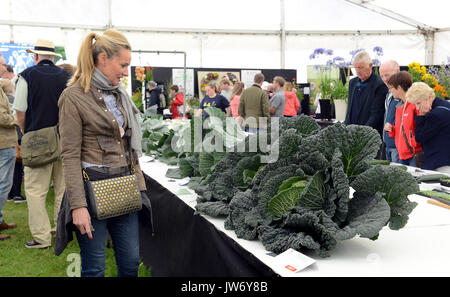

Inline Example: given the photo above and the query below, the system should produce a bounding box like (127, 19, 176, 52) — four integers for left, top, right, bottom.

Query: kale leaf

(351, 165, 419, 230)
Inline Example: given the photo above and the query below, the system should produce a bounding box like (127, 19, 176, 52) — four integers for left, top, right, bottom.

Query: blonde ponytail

(68, 30, 131, 93)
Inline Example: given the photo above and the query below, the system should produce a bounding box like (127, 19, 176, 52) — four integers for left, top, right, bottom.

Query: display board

(130, 66, 297, 102)
(172, 68, 195, 97)
(0, 43, 34, 74)
(241, 70, 262, 88)
(197, 71, 240, 100)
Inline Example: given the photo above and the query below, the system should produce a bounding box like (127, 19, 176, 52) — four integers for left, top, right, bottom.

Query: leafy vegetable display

(141, 113, 420, 258)
(419, 190, 450, 206)
(440, 178, 450, 187)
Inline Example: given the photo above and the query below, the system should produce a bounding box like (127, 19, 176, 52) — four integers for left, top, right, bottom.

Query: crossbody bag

(82, 145, 142, 220)
(20, 125, 61, 167)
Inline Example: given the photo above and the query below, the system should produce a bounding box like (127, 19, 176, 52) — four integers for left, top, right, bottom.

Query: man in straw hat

(13, 39, 70, 249)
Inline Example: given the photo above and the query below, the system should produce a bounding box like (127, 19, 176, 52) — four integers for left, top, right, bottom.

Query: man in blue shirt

(196, 83, 230, 118)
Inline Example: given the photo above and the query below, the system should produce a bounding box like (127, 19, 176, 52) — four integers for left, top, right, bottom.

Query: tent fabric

(0, 0, 448, 83)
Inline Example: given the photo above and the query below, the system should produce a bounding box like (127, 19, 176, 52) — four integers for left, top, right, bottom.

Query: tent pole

(343, 0, 437, 32)
(107, 0, 113, 29)
(183, 52, 187, 118)
(280, 0, 286, 69)
(424, 31, 435, 65)
(0, 20, 425, 36)
(131, 50, 188, 118)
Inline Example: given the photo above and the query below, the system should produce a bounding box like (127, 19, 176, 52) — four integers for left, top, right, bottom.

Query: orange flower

(434, 84, 448, 98)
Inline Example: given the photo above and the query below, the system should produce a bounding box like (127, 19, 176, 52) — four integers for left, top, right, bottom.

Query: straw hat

(26, 39, 62, 57)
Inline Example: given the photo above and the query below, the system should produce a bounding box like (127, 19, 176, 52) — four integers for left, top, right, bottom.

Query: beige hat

(26, 39, 62, 57)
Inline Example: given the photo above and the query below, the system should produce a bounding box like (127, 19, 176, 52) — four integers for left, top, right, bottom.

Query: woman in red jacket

(169, 85, 186, 119)
(283, 82, 300, 117)
(384, 71, 422, 166)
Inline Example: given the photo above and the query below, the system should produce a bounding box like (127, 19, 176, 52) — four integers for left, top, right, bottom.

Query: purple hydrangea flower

(373, 46, 384, 56)
(332, 56, 346, 68)
(314, 48, 326, 55)
(349, 48, 365, 57)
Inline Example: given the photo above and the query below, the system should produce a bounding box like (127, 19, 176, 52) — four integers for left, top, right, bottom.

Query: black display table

(139, 174, 278, 277)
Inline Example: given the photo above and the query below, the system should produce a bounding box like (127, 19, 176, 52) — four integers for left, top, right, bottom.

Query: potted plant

(332, 79, 349, 122)
(318, 75, 334, 120)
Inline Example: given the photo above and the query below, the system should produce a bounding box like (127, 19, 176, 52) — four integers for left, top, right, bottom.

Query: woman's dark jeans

(75, 169, 140, 277)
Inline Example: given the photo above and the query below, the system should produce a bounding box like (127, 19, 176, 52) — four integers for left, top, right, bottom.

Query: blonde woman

(406, 82, 450, 173)
(55, 30, 152, 277)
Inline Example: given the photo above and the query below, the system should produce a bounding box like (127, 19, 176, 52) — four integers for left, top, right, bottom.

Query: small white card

(140, 155, 154, 162)
(178, 177, 190, 186)
(274, 248, 316, 273)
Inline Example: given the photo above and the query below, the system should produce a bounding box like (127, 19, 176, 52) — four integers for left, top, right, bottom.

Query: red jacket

(388, 101, 422, 160)
(170, 93, 186, 119)
(284, 91, 300, 116)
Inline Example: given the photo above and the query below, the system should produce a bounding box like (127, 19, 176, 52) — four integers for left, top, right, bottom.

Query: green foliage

(331, 79, 349, 102)
(298, 172, 326, 210)
(420, 191, 450, 202)
(220, 122, 418, 257)
(310, 123, 382, 181)
(278, 115, 321, 137)
(416, 174, 449, 183)
(335, 192, 391, 240)
(350, 165, 419, 230)
(277, 176, 306, 193)
(195, 153, 262, 217)
(132, 91, 143, 110)
(419, 191, 450, 209)
(269, 179, 308, 217)
(142, 110, 420, 258)
(319, 72, 334, 99)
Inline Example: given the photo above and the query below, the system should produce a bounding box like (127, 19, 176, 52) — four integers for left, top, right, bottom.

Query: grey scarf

(91, 67, 142, 157)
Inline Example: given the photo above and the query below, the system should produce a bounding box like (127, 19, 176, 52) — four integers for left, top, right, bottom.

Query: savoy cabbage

(156, 114, 421, 258)
(220, 121, 419, 257)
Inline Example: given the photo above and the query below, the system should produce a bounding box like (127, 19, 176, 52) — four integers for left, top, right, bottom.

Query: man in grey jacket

(269, 76, 286, 117)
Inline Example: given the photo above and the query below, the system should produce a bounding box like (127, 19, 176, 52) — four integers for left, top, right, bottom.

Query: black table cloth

(139, 174, 278, 277)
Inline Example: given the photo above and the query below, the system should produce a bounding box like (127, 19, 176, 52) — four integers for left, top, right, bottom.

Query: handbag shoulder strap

(400, 104, 415, 155)
(123, 128, 136, 174)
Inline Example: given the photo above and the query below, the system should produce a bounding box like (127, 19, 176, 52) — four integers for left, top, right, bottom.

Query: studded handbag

(82, 157, 142, 220)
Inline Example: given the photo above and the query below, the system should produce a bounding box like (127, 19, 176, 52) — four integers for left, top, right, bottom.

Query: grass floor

(0, 184, 150, 277)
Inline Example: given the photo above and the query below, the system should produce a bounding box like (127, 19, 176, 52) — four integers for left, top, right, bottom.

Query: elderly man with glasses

(345, 51, 388, 138)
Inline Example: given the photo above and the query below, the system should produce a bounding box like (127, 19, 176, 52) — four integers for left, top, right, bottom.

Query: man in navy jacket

(345, 51, 388, 137)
